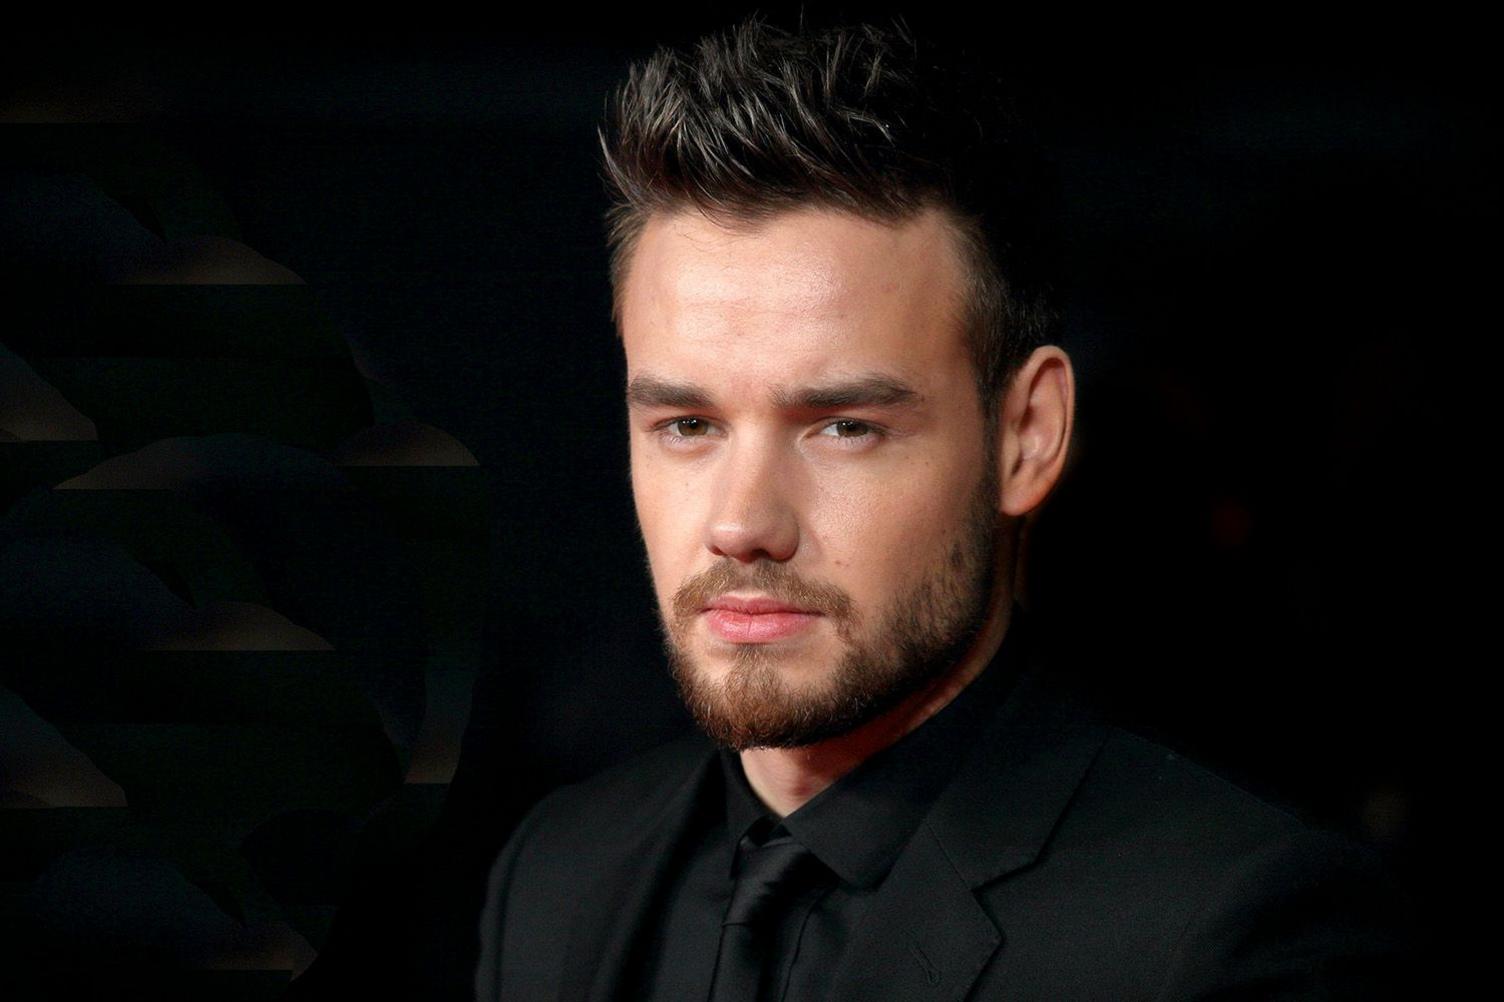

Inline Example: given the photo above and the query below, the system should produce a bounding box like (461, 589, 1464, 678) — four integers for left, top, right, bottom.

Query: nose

(705, 432, 799, 564)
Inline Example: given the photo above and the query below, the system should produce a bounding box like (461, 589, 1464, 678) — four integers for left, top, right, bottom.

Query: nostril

(706, 520, 798, 565)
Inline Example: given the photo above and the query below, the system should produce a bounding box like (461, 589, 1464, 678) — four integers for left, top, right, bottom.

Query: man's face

(621, 204, 1002, 751)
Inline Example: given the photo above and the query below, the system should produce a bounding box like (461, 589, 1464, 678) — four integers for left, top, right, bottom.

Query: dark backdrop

(2, 10, 1480, 998)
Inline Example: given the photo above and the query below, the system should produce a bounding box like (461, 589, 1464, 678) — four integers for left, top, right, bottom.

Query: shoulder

(1048, 718, 1381, 907)
(1049, 723, 1416, 998)
(991, 664, 1310, 847)
(487, 727, 715, 882)
(474, 729, 718, 1000)
(958, 675, 1415, 997)
(1070, 724, 1308, 846)
(981, 668, 1313, 861)
(524, 728, 715, 839)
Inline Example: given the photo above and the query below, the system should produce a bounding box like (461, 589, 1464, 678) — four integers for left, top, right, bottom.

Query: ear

(995, 345, 1075, 517)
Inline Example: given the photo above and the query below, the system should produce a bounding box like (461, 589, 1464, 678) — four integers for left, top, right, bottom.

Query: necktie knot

(724, 831, 823, 927)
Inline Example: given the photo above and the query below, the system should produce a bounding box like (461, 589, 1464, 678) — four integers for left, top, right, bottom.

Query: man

(476, 15, 1411, 1001)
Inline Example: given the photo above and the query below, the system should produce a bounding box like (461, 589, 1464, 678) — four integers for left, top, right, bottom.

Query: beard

(659, 457, 1001, 751)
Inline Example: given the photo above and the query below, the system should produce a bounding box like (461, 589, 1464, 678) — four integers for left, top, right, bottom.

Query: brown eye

(820, 419, 872, 439)
(672, 418, 710, 436)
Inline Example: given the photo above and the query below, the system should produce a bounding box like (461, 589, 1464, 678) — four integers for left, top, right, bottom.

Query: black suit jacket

(474, 649, 1412, 1000)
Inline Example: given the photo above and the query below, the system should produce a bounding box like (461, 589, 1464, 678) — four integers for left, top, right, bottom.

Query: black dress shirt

(629, 609, 1028, 1001)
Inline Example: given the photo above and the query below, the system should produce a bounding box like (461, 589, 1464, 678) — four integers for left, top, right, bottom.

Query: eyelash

(652, 417, 883, 449)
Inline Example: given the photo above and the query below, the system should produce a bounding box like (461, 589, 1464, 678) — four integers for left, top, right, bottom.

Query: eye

(666, 417, 711, 437)
(817, 419, 876, 440)
(652, 416, 719, 448)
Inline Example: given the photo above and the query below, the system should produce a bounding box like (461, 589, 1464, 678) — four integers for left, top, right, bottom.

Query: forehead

(618, 205, 971, 388)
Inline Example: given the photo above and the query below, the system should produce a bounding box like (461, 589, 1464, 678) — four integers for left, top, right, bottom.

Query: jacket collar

(559, 608, 1106, 1002)
(824, 613, 1108, 1001)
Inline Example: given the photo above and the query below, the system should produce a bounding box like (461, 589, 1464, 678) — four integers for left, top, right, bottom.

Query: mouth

(701, 595, 822, 644)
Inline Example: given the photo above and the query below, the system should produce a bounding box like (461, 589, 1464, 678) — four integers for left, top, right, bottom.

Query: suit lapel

(557, 740, 719, 1002)
(826, 821, 1000, 1002)
(927, 669, 1109, 889)
(829, 660, 1109, 1002)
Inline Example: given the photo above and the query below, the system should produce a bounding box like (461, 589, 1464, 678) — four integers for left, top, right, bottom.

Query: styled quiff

(597, 13, 1059, 416)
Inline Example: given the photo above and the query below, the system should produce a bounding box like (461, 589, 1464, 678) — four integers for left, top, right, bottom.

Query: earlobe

(997, 346, 1075, 518)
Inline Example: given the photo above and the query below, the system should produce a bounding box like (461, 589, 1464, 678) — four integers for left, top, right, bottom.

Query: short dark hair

(598, 13, 1060, 423)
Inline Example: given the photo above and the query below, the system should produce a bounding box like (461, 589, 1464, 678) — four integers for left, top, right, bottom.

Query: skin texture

(621, 204, 1074, 816)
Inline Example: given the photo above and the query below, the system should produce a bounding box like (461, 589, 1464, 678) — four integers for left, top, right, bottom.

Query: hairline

(606, 196, 1007, 443)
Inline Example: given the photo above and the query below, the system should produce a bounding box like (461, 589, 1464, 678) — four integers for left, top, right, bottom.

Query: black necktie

(708, 827, 824, 1002)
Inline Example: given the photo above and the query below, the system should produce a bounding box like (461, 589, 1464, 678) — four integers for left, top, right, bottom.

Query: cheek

(807, 461, 963, 585)
(631, 453, 704, 586)
(630, 457, 667, 569)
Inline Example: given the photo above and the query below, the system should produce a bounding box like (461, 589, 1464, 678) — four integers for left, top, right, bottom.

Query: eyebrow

(626, 372, 924, 412)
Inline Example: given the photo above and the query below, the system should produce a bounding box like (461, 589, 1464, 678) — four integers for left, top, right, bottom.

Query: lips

(702, 595, 821, 643)
(705, 596, 817, 615)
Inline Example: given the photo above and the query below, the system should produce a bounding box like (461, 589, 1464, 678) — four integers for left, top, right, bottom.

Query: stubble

(661, 459, 1001, 750)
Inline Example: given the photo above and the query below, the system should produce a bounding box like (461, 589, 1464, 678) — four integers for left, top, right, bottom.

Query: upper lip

(704, 595, 820, 615)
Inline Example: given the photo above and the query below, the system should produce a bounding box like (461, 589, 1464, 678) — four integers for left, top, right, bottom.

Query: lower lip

(703, 609, 820, 643)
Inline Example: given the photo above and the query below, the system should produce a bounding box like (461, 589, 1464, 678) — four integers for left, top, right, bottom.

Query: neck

(739, 585, 1015, 818)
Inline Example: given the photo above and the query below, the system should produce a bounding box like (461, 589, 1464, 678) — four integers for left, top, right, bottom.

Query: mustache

(671, 560, 854, 624)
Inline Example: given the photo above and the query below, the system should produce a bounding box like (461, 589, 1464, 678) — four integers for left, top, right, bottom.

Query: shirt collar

(719, 603, 1031, 888)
